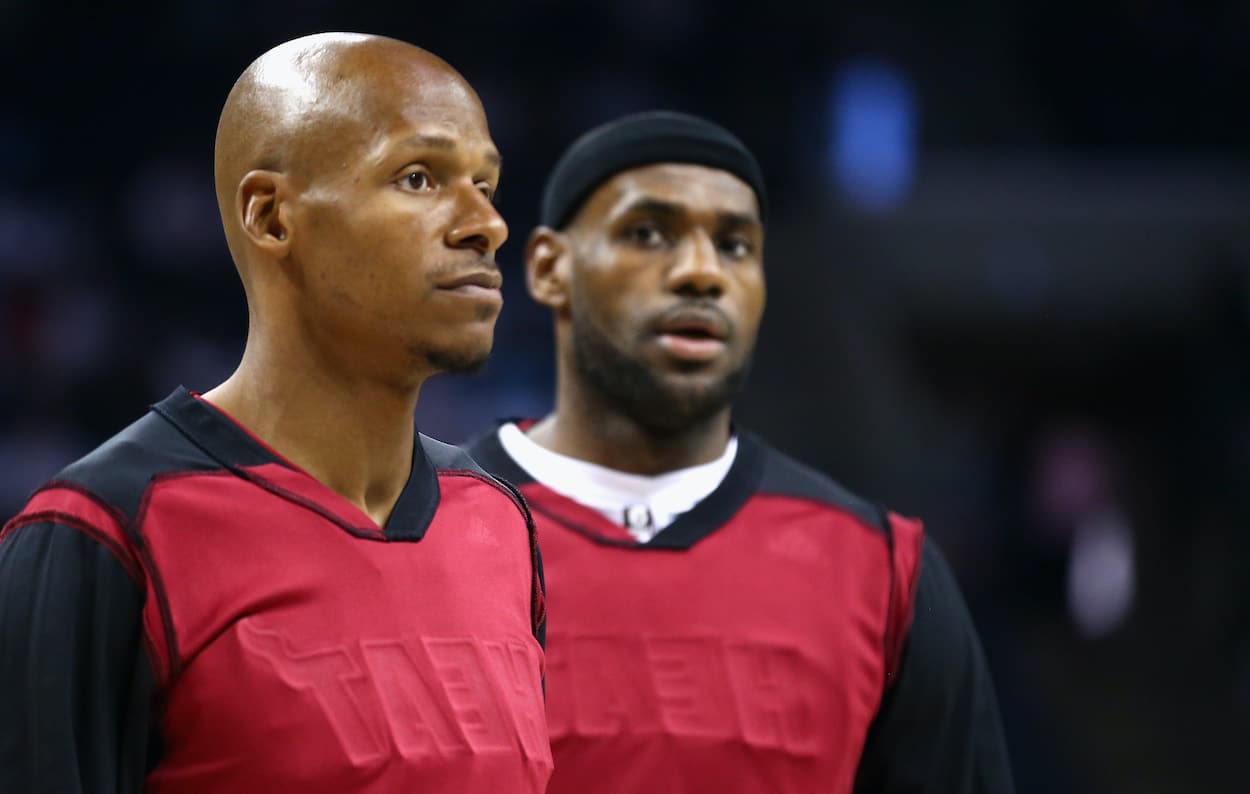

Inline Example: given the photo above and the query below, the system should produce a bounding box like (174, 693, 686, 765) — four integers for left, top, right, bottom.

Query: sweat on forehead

(540, 110, 768, 230)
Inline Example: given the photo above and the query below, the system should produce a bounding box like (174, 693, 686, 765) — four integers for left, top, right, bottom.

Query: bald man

(0, 33, 551, 793)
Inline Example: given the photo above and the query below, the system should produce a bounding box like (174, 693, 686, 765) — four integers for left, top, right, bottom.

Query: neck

(528, 362, 732, 476)
(202, 331, 424, 527)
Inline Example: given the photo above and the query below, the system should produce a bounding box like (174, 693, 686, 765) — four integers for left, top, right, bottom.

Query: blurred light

(827, 59, 916, 212)
(1066, 508, 1136, 638)
(1033, 426, 1111, 538)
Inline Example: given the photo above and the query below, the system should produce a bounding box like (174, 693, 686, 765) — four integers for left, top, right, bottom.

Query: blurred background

(2, 1, 1248, 791)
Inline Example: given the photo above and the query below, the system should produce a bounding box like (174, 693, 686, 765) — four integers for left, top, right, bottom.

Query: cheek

(576, 278, 642, 345)
(749, 280, 767, 322)
(734, 273, 767, 336)
(310, 231, 433, 308)
(297, 208, 357, 278)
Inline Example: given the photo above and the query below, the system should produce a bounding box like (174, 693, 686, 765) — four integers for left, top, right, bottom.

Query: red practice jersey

(469, 423, 1014, 794)
(0, 390, 551, 793)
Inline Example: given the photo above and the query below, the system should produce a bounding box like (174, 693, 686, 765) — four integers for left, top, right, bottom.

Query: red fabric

(20, 467, 552, 793)
(524, 483, 922, 794)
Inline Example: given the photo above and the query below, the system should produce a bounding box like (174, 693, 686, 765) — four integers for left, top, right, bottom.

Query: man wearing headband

(0, 34, 550, 793)
(469, 111, 1013, 792)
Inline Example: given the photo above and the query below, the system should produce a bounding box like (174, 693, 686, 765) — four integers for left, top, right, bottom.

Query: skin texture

(203, 33, 507, 525)
(525, 163, 765, 474)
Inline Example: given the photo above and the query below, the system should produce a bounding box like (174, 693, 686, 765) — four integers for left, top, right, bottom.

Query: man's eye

(627, 224, 665, 247)
(401, 171, 432, 191)
(721, 237, 752, 258)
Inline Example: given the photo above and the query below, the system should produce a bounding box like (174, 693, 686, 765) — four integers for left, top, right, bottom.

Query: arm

(0, 521, 157, 793)
(854, 539, 1015, 794)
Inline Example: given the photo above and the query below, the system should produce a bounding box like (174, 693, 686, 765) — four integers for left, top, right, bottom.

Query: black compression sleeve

(0, 522, 156, 794)
(853, 539, 1015, 794)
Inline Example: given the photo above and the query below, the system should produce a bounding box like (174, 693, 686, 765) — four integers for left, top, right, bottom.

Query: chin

(664, 380, 729, 412)
(660, 364, 732, 390)
(425, 342, 492, 375)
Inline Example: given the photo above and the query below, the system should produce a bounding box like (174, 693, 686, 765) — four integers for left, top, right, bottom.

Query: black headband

(539, 110, 767, 229)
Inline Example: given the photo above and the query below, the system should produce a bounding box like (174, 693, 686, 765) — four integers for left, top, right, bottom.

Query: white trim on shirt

(497, 423, 738, 543)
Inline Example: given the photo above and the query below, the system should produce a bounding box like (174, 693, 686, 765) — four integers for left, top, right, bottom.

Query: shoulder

(420, 433, 544, 637)
(50, 407, 219, 523)
(420, 433, 491, 475)
(745, 433, 926, 670)
(420, 432, 530, 515)
(1, 409, 206, 594)
(855, 536, 1015, 790)
(749, 432, 887, 533)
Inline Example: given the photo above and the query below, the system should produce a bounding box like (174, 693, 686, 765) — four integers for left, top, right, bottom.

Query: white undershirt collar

(497, 422, 738, 543)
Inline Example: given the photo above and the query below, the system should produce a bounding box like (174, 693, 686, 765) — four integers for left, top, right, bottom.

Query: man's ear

(526, 226, 572, 313)
(237, 170, 293, 259)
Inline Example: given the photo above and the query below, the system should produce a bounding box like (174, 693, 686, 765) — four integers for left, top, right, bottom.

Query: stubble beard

(417, 302, 499, 375)
(569, 304, 750, 436)
(424, 345, 490, 375)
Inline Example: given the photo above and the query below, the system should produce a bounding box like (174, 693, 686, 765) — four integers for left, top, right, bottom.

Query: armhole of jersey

(10, 482, 176, 691)
(881, 509, 924, 688)
(522, 495, 547, 646)
(481, 474, 546, 645)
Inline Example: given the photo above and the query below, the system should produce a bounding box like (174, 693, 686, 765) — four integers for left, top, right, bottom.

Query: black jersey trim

(464, 421, 534, 487)
(377, 435, 439, 542)
(55, 400, 230, 523)
(149, 390, 285, 472)
(153, 388, 442, 543)
(643, 431, 765, 550)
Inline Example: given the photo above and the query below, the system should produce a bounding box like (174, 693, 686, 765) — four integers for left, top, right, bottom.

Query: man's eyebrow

(397, 134, 501, 167)
(719, 211, 762, 230)
(619, 198, 760, 229)
(401, 134, 456, 150)
(619, 198, 683, 217)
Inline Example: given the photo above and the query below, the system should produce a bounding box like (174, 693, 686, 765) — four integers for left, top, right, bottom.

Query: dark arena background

(3, 2, 1248, 791)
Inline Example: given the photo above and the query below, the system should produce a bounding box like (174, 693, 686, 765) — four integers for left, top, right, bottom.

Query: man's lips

(656, 333, 726, 361)
(651, 309, 731, 362)
(436, 270, 503, 302)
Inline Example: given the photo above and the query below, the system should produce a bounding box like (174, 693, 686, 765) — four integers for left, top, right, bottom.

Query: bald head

(214, 33, 484, 272)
